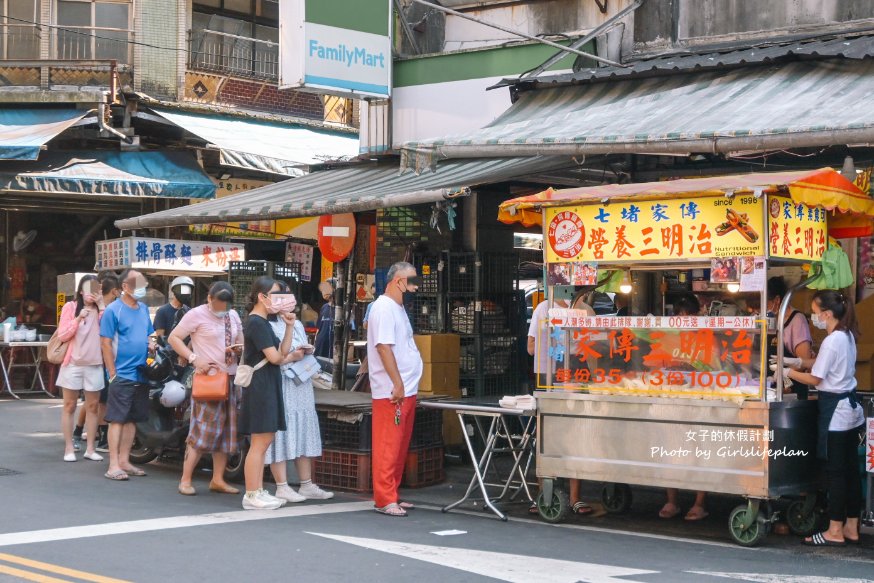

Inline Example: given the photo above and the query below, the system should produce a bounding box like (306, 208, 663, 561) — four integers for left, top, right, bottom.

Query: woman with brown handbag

(169, 281, 243, 496)
(57, 275, 104, 462)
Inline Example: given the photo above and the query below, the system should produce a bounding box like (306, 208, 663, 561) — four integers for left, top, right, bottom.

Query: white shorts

(56, 364, 105, 392)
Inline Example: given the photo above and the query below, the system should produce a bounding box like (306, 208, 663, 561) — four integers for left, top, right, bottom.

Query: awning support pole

(520, 0, 643, 80)
(405, 0, 626, 68)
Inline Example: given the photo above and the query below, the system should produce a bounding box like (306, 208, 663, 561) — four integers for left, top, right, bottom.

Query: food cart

(498, 168, 874, 546)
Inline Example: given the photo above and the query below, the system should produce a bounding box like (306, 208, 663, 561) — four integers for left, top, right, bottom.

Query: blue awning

(146, 108, 360, 176)
(0, 108, 94, 160)
(0, 151, 216, 199)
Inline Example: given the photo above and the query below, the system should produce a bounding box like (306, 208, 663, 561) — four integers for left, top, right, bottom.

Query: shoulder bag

(46, 328, 70, 365)
(235, 358, 268, 388)
(286, 354, 321, 386)
(192, 366, 229, 401)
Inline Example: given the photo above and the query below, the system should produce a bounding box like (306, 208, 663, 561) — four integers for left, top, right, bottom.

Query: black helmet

(140, 347, 173, 382)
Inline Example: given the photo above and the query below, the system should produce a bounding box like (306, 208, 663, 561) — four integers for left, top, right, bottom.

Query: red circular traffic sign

(318, 213, 357, 263)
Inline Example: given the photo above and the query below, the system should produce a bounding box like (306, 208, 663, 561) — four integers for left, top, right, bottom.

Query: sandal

(529, 501, 540, 515)
(684, 506, 709, 521)
(398, 501, 415, 510)
(375, 503, 407, 517)
(659, 503, 681, 519)
(573, 502, 594, 515)
(121, 466, 147, 477)
(104, 470, 129, 481)
(802, 532, 846, 547)
(209, 482, 240, 495)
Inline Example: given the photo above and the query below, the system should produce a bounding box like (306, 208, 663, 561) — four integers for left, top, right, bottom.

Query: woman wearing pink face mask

(238, 276, 297, 510)
(57, 275, 105, 462)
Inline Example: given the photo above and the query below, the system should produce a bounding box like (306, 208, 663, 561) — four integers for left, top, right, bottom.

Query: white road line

(689, 573, 874, 583)
(0, 501, 373, 547)
(309, 532, 658, 583)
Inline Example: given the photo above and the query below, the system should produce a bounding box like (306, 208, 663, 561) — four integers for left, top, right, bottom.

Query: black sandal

(802, 532, 846, 547)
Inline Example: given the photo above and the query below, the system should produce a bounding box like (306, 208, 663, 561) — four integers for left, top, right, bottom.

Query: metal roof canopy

(401, 59, 874, 164)
(114, 156, 576, 231)
(0, 108, 95, 160)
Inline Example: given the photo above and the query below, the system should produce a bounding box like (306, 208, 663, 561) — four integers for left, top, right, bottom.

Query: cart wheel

(728, 504, 768, 547)
(601, 483, 633, 514)
(537, 488, 570, 524)
(785, 500, 823, 537)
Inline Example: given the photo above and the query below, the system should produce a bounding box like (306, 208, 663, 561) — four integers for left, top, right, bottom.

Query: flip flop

(398, 501, 415, 510)
(659, 504, 681, 519)
(529, 502, 540, 515)
(573, 502, 594, 515)
(104, 470, 129, 481)
(122, 467, 147, 477)
(802, 532, 846, 547)
(684, 508, 709, 521)
(375, 503, 407, 517)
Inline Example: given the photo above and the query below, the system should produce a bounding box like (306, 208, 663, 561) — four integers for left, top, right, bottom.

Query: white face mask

(811, 312, 828, 330)
(132, 287, 147, 300)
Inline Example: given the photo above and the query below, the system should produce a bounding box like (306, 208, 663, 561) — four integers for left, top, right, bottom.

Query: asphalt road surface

(1, 398, 872, 583)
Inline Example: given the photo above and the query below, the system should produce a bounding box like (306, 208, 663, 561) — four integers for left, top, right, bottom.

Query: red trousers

(371, 396, 416, 508)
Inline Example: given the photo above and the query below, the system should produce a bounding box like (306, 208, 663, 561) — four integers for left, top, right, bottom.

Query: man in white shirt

(367, 261, 423, 517)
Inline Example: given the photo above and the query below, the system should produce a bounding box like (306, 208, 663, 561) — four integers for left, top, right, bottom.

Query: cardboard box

(414, 334, 460, 364)
(855, 343, 874, 390)
(442, 410, 464, 446)
(418, 362, 461, 394)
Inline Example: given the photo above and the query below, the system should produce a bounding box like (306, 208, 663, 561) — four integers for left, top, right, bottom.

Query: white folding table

(0, 341, 52, 399)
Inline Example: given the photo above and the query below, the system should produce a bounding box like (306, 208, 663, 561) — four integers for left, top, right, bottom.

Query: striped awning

(401, 60, 874, 163)
(115, 156, 572, 230)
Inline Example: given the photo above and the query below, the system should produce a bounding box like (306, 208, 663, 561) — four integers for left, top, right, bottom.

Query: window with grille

(0, 0, 39, 59)
(55, 0, 132, 63)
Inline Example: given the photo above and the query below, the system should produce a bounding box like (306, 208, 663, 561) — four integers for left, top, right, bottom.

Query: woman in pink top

(169, 281, 243, 496)
(57, 275, 105, 462)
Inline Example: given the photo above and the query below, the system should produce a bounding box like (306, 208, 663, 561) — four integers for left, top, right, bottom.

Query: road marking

(430, 529, 467, 536)
(308, 532, 658, 583)
(0, 501, 373, 547)
(689, 573, 874, 583)
(0, 553, 130, 583)
(0, 563, 72, 583)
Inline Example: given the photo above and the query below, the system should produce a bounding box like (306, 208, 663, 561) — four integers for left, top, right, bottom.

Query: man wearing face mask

(100, 269, 155, 481)
(367, 262, 423, 517)
(154, 276, 194, 338)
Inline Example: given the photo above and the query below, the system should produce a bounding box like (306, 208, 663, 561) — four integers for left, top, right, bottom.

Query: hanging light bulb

(619, 271, 633, 294)
(727, 282, 740, 293)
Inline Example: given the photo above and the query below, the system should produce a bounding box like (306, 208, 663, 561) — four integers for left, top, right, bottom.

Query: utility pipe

(98, 103, 134, 145)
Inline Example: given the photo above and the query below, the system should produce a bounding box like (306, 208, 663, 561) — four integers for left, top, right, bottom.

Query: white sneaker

(242, 491, 282, 510)
(63, 453, 76, 462)
(274, 484, 306, 503)
(83, 452, 104, 462)
(299, 483, 334, 500)
(258, 488, 288, 507)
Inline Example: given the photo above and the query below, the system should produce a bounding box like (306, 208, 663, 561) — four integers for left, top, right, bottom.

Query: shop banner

(546, 311, 759, 330)
(545, 196, 765, 263)
(96, 238, 245, 273)
(867, 416, 874, 473)
(285, 242, 314, 282)
(767, 196, 828, 261)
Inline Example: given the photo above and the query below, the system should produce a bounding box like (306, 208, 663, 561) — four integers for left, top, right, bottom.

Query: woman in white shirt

(784, 290, 864, 546)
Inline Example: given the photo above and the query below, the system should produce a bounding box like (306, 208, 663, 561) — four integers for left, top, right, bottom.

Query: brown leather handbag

(192, 367, 229, 401)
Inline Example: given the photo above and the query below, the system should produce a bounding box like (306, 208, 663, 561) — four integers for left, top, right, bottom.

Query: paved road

(1, 398, 872, 583)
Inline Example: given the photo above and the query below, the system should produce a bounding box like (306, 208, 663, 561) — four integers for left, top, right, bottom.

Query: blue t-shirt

(100, 300, 154, 382)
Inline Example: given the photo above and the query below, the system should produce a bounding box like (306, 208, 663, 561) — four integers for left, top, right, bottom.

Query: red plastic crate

(402, 446, 445, 488)
(313, 449, 372, 492)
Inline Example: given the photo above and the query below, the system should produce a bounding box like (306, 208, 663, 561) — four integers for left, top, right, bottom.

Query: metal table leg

(0, 347, 15, 399)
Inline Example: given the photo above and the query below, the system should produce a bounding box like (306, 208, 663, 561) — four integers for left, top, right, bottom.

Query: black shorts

(100, 371, 109, 404)
(104, 378, 149, 424)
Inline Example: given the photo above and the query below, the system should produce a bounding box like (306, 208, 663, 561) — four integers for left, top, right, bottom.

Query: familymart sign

(280, 0, 392, 99)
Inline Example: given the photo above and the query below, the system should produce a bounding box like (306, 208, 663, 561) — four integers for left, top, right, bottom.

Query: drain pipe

(98, 103, 134, 145)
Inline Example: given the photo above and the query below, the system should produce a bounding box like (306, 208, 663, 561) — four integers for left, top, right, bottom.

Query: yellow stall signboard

(545, 195, 765, 264)
(767, 196, 828, 261)
(56, 293, 65, 325)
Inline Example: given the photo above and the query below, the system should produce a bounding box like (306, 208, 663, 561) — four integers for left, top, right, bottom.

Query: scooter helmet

(141, 348, 173, 382)
(159, 380, 186, 407)
(170, 276, 195, 305)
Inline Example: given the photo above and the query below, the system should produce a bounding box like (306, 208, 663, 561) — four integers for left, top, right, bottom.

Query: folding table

(420, 400, 536, 521)
(0, 341, 52, 399)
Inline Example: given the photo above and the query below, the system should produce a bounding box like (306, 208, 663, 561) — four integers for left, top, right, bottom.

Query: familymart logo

(309, 39, 386, 69)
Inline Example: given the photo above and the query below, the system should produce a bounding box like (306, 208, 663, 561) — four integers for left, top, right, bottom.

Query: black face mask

(175, 294, 192, 306)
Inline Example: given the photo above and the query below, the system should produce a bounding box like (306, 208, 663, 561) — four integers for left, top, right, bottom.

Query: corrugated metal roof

(402, 59, 874, 161)
(115, 156, 574, 230)
(494, 33, 874, 90)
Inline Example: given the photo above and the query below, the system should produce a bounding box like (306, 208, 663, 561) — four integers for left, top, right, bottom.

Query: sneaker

(242, 491, 282, 510)
(83, 451, 104, 462)
(258, 489, 288, 507)
(299, 483, 334, 500)
(95, 439, 109, 453)
(274, 484, 306, 503)
(72, 438, 81, 452)
(63, 453, 76, 462)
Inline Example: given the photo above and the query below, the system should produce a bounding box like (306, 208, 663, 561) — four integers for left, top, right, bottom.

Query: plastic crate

(410, 407, 443, 449)
(318, 411, 372, 451)
(313, 449, 372, 492)
(402, 446, 445, 488)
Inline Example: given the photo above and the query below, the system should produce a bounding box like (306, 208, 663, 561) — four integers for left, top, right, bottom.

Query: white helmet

(170, 275, 194, 295)
(159, 380, 186, 407)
